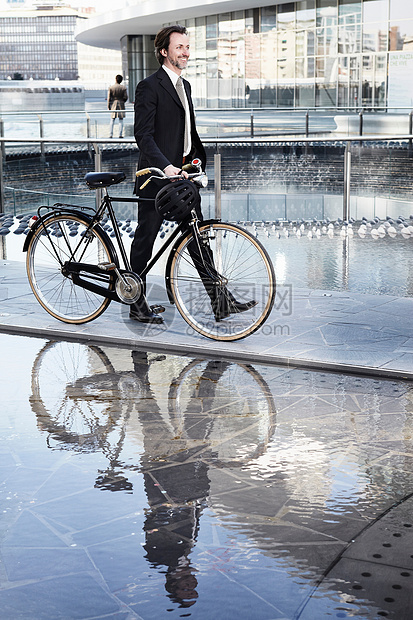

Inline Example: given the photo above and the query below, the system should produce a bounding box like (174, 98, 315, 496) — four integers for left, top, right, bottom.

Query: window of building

(363, 0, 388, 23)
(278, 3, 295, 30)
(261, 6, 276, 33)
(389, 20, 413, 51)
(317, 0, 338, 28)
(297, 0, 316, 29)
(206, 15, 218, 39)
(390, 0, 413, 21)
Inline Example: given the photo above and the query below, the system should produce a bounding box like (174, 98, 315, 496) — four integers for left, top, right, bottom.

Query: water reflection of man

(132, 350, 209, 608)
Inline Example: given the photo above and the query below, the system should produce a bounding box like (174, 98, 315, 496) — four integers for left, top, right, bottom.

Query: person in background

(108, 74, 128, 138)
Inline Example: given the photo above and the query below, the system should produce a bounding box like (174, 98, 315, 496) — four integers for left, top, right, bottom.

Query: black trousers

(130, 198, 164, 289)
(130, 197, 231, 314)
(130, 195, 205, 283)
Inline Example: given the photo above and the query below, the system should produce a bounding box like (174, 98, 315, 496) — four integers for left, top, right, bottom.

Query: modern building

(75, 0, 413, 110)
(0, 2, 122, 88)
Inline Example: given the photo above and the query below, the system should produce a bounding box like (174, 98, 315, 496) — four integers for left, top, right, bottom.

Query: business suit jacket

(134, 67, 206, 197)
(131, 67, 206, 280)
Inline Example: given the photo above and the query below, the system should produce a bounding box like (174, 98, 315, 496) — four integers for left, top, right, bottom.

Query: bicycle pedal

(98, 262, 116, 271)
(150, 304, 166, 314)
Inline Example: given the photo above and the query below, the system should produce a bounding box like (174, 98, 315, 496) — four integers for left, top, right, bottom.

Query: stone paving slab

(299, 496, 413, 619)
(0, 259, 412, 380)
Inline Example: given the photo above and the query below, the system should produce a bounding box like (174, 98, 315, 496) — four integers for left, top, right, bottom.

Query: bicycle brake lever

(139, 178, 151, 190)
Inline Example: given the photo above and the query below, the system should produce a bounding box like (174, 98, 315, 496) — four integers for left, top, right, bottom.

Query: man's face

(162, 32, 190, 73)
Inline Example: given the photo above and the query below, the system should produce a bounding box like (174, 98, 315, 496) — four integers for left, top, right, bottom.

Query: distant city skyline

(0, 0, 123, 89)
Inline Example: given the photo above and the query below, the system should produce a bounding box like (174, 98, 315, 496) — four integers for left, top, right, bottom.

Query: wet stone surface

(1, 333, 413, 619)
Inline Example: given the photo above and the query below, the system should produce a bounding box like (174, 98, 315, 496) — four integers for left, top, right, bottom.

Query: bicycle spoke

(169, 222, 275, 341)
(27, 214, 114, 324)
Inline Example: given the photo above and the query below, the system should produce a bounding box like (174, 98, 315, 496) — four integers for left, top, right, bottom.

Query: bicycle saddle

(84, 172, 126, 189)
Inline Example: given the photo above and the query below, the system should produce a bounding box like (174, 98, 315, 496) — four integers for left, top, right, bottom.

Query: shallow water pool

(1, 335, 413, 619)
(1, 216, 412, 298)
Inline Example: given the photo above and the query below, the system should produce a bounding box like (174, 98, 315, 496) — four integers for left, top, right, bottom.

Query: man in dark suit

(130, 24, 206, 323)
(130, 24, 256, 324)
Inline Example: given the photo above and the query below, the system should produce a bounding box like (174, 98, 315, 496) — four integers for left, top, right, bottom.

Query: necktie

(175, 76, 190, 155)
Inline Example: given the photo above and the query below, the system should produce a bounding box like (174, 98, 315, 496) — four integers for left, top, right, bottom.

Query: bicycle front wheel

(26, 213, 115, 324)
(169, 222, 276, 341)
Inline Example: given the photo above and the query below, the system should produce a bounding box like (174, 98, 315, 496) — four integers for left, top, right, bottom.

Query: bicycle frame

(109, 193, 221, 301)
(24, 187, 220, 305)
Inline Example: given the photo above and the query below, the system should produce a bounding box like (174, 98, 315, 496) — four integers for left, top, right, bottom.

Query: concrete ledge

(1, 260, 412, 382)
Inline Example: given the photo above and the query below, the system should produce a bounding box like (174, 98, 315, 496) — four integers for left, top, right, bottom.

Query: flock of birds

(1, 212, 413, 242)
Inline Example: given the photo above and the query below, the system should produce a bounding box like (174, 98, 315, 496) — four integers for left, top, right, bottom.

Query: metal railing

(2, 107, 413, 141)
(1, 134, 413, 221)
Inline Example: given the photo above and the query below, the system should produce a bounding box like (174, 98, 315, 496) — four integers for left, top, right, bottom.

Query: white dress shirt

(162, 65, 191, 157)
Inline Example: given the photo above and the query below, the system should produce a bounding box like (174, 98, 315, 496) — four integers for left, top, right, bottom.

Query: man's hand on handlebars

(136, 161, 207, 189)
(163, 164, 189, 179)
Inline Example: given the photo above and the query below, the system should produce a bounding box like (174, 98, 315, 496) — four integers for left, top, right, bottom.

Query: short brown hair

(154, 25, 187, 65)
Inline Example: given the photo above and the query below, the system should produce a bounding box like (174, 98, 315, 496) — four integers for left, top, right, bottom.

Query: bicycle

(23, 164, 276, 341)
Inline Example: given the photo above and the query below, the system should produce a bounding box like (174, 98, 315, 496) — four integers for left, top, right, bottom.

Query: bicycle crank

(115, 271, 143, 305)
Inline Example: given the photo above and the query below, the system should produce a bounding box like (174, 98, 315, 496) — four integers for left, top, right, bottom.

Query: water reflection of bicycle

(30, 341, 277, 609)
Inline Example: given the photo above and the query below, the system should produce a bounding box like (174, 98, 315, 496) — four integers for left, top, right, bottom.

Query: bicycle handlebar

(135, 160, 208, 190)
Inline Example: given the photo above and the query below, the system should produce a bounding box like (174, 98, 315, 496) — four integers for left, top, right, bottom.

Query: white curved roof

(75, 0, 285, 49)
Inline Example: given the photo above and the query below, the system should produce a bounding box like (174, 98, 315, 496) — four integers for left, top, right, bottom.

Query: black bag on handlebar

(154, 180, 200, 222)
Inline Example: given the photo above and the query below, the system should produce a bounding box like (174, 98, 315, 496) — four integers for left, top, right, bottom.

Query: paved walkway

(1, 259, 412, 380)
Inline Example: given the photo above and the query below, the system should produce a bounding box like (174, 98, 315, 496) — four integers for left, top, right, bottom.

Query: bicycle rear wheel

(26, 213, 115, 324)
(168, 222, 275, 341)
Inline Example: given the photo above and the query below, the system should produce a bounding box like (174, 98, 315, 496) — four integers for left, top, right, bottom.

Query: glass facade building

(147, 0, 413, 109)
(0, 9, 84, 81)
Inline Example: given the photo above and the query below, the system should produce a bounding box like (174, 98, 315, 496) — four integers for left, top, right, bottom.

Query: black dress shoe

(229, 299, 258, 314)
(129, 308, 164, 324)
(129, 298, 164, 324)
(214, 307, 231, 321)
(213, 299, 257, 321)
